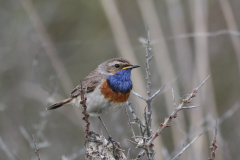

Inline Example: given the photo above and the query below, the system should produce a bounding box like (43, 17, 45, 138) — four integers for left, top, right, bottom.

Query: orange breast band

(99, 80, 131, 103)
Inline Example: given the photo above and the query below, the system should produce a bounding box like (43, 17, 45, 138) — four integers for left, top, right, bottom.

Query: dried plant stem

(80, 83, 90, 137)
(124, 105, 136, 139)
(171, 83, 176, 109)
(33, 135, 41, 160)
(135, 75, 210, 159)
(172, 133, 203, 160)
(137, 1, 184, 156)
(145, 25, 154, 159)
(126, 101, 145, 136)
(209, 121, 218, 160)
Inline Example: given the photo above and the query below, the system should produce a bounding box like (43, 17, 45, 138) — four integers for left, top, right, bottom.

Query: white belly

(71, 87, 125, 117)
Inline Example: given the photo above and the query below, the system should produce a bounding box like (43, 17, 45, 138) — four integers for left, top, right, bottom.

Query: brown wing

(71, 70, 107, 97)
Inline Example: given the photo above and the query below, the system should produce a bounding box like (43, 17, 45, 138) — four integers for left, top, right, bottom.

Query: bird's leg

(98, 117, 119, 158)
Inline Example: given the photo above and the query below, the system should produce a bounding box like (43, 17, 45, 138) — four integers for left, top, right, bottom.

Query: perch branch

(172, 133, 203, 160)
(135, 75, 210, 159)
(80, 82, 90, 137)
(209, 121, 218, 160)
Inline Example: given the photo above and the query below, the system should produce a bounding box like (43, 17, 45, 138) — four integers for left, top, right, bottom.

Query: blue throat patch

(107, 69, 133, 93)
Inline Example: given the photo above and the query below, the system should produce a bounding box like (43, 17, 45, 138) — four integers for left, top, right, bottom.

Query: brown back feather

(71, 70, 107, 97)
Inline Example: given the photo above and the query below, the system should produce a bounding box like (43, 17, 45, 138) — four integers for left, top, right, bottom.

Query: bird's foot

(85, 131, 100, 145)
(107, 136, 120, 159)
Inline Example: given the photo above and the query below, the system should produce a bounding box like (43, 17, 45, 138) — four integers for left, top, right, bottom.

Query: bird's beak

(122, 65, 140, 70)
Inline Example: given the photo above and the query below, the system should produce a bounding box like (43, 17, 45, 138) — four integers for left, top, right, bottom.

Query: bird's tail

(46, 97, 73, 110)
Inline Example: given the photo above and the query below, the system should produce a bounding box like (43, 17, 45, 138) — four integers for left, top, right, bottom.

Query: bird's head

(98, 58, 140, 75)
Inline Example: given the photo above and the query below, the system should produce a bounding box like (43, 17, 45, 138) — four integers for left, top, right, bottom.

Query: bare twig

(125, 139, 138, 145)
(209, 121, 218, 160)
(172, 133, 203, 160)
(182, 105, 201, 109)
(127, 149, 131, 160)
(187, 102, 239, 140)
(132, 84, 165, 102)
(171, 83, 176, 109)
(168, 30, 240, 40)
(137, 1, 182, 158)
(19, 125, 50, 149)
(131, 90, 147, 101)
(19, 126, 33, 147)
(33, 134, 41, 160)
(80, 82, 90, 137)
(135, 75, 210, 159)
(126, 101, 145, 128)
(143, 24, 155, 159)
(218, 102, 240, 124)
(150, 85, 165, 100)
(196, 75, 210, 91)
(145, 24, 152, 100)
(124, 105, 136, 139)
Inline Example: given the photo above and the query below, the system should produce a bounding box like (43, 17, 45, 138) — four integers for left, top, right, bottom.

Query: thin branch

(145, 23, 152, 99)
(188, 101, 239, 139)
(126, 139, 138, 145)
(218, 102, 240, 124)
(19, 126, 33, 147)
(209, 121, 218, 160)
(150, 85, 165, 100)
(127, 149, 131, 160)
(196, 75, 210, 91)
(168, 30, 240, 40)
(80, 82, 90, 137)
(135, 75, 210, 159)
(171, 83, 176, 109)
(126, 101, 144, 127)
(182, 105, 201, 109)
(131, 90, 147, 101)
(33, 134, 41, 160)
(172, 133, 203, 160)
(124, 105, 136, 139)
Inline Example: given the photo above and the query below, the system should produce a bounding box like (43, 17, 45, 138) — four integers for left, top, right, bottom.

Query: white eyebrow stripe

(108, 61, 118, 66)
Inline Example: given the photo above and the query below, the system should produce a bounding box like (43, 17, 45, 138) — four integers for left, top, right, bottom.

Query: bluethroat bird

(46, 58, 140, 150)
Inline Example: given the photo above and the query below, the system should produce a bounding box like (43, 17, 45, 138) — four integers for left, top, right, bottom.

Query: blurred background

(0, 0, 240, 159)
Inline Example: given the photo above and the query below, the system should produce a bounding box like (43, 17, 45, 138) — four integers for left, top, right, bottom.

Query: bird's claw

(107, 136, 120, 158)
(85, 131, 100, 146)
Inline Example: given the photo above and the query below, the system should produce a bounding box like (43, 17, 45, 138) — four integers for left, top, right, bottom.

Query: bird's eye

(115, 64, 120, 68)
